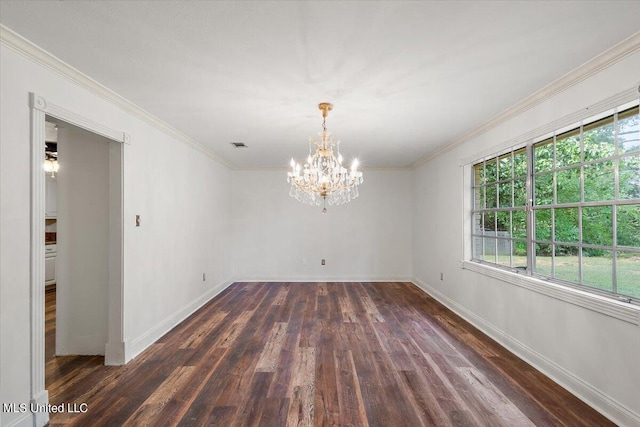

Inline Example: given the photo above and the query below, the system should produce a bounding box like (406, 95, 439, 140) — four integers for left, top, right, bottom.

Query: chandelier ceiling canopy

(287, 103, 363, 213)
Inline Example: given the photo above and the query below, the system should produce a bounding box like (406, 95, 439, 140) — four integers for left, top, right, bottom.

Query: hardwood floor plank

(216, 317, 248, 348)
(458, 366, 535, 426)
(232, 371, 273, 427)
(272, 284, 290, 305)
(267, 333, 300, 399)
(122, 366, 195, 426)
(255, 322, 288, 372)
(46, 356, 103, 398)
(398, 369, 452, 427)
(338, 294, 358, 323)
(300, 295, 323, 348)
(286, 347, 315, 427)
(213, 347, 263, 408)
(151, 347, 227, 426)
(44, 283, 616, 426)
(179, 310, 228, 349)
(349, 351, 396, 426)
(285, 301, 306, 335)
(258, 398, 289, 427)
(108, 361, 188, 424)
(313, 346, 340, 426)
(372, 321, 415, 371)
(214, 296, 284, 409)
(354, 283, 385, 322)
(334, 350, 369, 427)
(203, 406, 237, 426)
(317, 282, 328, 296)
(422, 350, 492, 426)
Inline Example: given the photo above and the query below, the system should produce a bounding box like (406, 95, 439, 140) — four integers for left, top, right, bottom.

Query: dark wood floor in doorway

(46, 282, 612, 426)
(45, 287, 104, 397)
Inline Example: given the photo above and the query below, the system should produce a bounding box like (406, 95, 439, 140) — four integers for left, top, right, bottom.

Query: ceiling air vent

(230, 142, 247, 148)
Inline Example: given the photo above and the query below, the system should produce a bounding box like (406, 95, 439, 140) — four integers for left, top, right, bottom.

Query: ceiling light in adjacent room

(43, 155, 59, 178)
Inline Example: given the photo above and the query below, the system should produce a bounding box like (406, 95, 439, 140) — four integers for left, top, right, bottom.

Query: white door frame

(29, 92, 129, 426)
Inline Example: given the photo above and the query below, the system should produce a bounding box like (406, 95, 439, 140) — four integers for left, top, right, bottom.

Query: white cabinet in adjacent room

(45, 244, 57, 286)
(45, 175, 57, 218)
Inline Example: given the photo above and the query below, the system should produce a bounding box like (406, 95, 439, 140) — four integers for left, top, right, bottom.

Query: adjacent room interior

(1, 2, 639, 427)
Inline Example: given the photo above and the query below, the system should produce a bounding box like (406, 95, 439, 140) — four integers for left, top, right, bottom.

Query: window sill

(461, 261, 639, 325)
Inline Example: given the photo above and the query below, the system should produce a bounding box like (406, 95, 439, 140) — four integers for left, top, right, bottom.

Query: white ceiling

(2, 1, 640, 168)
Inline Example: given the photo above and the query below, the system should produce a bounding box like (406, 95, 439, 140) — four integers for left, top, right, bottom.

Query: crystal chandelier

(287, 103, 363, 213)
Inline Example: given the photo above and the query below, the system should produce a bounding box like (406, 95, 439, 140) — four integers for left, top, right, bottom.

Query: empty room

(1, 1, 639, 426)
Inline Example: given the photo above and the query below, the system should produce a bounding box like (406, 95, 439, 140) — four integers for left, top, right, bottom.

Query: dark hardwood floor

(45, 282, 613, 426)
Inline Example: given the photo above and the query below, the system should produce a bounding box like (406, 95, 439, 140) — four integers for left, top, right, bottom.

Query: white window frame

(461, 87, 640, 325)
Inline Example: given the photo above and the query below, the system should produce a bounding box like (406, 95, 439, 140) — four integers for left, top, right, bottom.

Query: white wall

(232, 169, 412, 281)
(123, 113, 233, 356)
(56, 126, 110, 355)
(411, 52, 640, 425)
(0, 42, 233, 427)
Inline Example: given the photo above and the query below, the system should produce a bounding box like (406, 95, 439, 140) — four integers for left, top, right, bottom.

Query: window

(473, 148, 528, 270)
(472, 103, 640, 302)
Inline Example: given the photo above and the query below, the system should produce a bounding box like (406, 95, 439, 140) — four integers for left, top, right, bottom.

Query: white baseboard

(4, 412, 32, 427)
(127, 278, 234, 362)
(105, 340, 128, 366)
(3, 390, 51, 427)
(411, 277, 640, 427)
(234, 277, 413, 283)
(32, 390, 49, 427)
(55, 336, 105, 357)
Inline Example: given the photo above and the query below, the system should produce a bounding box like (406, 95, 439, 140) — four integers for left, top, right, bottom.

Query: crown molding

(412, 30, 640, 168)
(233, 166, 412, 172)
(361, 166, 412, 171)
(0, 24, 232, 168)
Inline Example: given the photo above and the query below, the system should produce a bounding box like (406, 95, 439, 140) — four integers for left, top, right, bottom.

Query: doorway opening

(29, 93, 127, 426)
(43, 118, 117, 398)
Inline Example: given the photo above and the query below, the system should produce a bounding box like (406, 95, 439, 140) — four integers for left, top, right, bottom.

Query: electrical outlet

(135, 215, 141, 227)
(321, 259, 326, 265)
(440, 272, 444, 281)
